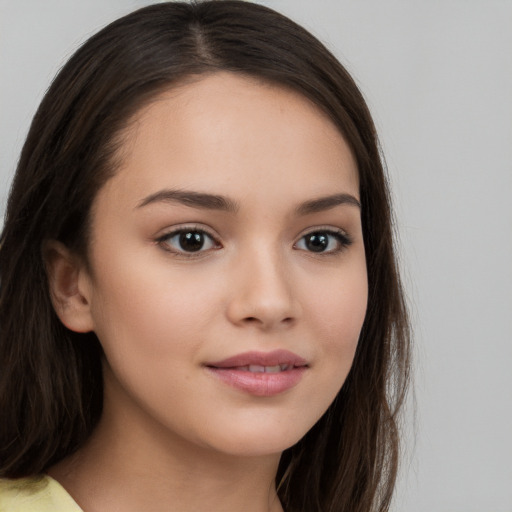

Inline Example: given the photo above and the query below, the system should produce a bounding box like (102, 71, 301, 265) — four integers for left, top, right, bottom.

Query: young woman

(0, 2, 411, 511)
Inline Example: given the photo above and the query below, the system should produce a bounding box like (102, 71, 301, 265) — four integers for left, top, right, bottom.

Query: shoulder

(0, 476, 83, 512)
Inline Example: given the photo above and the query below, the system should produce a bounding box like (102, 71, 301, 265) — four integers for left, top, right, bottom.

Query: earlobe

(43, 240, 95, 333)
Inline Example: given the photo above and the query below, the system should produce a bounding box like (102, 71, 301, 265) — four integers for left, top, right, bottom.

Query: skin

(47, 72, 368, 512)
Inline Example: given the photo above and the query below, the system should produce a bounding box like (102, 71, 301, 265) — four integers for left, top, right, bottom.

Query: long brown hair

(0, 2, 411, 511)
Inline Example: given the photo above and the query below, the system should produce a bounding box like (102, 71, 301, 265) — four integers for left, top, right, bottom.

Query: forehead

(104, 72, 359, 206)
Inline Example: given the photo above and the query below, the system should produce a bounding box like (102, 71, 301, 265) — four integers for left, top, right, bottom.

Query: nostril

(243, 316, 293, 325)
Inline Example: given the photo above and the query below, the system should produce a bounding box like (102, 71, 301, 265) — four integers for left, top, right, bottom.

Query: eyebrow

(295, 193, 361, 215)
(137, 189, 239, 212)
(137, 189, 360, 214)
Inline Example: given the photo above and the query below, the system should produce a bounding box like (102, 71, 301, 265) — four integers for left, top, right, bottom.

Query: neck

(48, 376, 284, 512)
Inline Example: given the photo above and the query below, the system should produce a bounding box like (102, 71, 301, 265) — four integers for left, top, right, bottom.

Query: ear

(44, 240, 95, 333)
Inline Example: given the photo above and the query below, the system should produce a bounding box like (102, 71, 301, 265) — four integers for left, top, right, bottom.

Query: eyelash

(155, 226, 352, 257)
(294, 228, 352, 255)
(156, 225, 220, 257)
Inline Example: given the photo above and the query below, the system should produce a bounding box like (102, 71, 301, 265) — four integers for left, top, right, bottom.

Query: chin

(197, 418, 313, 458)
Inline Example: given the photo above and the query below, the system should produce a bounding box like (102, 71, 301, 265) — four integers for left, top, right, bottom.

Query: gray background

(1, 1, 511, 510)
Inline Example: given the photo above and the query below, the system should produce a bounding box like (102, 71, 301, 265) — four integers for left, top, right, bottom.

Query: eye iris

(305, 233, 329, 252)
(179, 231, 204, 252)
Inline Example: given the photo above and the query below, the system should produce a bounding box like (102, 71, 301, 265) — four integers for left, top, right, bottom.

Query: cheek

(87, 264, 216, 416)
(88, 257, 223, 359)
(306, 264, 368, 367)
(286, 263, 367, 435)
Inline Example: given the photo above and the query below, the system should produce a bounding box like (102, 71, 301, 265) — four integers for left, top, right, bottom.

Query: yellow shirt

(0, 475, 83, 512)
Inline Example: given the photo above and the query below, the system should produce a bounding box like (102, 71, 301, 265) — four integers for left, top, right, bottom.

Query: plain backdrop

(1, 1, 511, 511)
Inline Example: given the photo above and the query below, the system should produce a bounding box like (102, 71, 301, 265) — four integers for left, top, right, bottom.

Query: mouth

(206, 349, 308, 369)
(224, 363, 296, 373)
(205, 350, 308, 397)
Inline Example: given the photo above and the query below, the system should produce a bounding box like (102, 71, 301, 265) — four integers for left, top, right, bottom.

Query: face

(81, 72, 367, 458)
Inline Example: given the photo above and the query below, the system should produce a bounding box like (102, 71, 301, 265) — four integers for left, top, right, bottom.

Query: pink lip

(207, 350, 308, 368)
(205, 350, 308, 397)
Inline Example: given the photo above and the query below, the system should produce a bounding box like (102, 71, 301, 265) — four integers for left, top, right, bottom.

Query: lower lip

(206, 367, 307, 397)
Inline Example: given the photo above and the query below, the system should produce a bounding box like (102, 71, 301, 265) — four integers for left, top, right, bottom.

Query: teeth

(248, 365, 266, 373)
(242, 364, 291, 373)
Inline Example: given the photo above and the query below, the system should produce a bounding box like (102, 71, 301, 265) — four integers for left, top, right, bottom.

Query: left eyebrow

(296, 193, 361, 215)
(136, 189, 239, 212)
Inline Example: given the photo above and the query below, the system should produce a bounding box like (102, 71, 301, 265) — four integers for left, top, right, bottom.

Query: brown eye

(304, 233, 329, 252)
(295, 230, 351, 254)
(159, 229, 218, 254)
(179, 231, 205, 252)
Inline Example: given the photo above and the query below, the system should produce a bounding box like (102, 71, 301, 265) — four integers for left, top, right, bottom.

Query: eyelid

(297, 225, 351, 241)
(299, 224, 349, 236)
(156, 223, 219, 239)
(294, 226, 353, 253)
(155, 224, 222, 255)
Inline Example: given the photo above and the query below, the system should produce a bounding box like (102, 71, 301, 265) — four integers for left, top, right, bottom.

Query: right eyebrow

(296, 193, 361, 215)
(136, 189, 240, 213)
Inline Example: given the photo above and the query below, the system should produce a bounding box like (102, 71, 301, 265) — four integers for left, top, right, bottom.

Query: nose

(225, 246, 300, 330)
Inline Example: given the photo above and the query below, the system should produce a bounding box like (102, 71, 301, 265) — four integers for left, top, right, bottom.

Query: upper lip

(206, 349, 308, 368)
